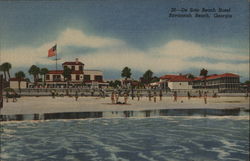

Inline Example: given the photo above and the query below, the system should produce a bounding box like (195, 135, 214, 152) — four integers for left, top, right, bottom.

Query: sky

(0, 0, 249, 82)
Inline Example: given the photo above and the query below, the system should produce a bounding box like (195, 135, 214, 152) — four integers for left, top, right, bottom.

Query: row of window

(193, 84, 240, 89)
(193, 77, 239, 85)
(46, 74, 103, 82)
(63, 65, 83, 71)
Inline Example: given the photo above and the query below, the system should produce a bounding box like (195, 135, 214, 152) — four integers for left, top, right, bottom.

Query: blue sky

(0, 0, 249, 81)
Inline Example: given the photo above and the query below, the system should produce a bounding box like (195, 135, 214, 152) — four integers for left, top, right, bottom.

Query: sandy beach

(0, 96, 249, 115)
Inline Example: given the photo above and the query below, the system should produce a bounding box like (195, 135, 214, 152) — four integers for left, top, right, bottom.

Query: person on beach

(204, 92, 207, 104)
(137, 90, 140, 101)
(111, 92, 115, 104)
(115, 92, 119, 103)
(187, 91, 191, 100)
(124, 92, 128, 104)
(153, 91, 157, 103)
(131, 88, 134, 100)
(12, 91, 17, 102)
(148, 90, 152, 101)
(91, 89, 94, 96)
(173, 91, 177, 102)
(51, 90, 55, 99)
(159, 90, 162, 101)
(199, 90, 202, 98)
(6, 91, 9, 103)
(0, 97, 3, 108)
(75, 91, 78, 101)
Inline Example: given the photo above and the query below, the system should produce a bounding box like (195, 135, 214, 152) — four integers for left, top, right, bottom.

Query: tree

(142, 70, 153, 85)
(151, 76, 159, 83)
(187, 73, 195, 79)
(200, 68, 208, 88)
(245, 80, 250, 84)
(108, 80, 121, 88)
(15, 71, 25, 92)
(62, 67, 72, 87)
(113, 80, 121, 88)
(0, 64, 6, 80)
(1, 62, 12, 80)
(28, 65, 40, 84)
(121, 67, 132, 79)
(40, 68, 49, 85)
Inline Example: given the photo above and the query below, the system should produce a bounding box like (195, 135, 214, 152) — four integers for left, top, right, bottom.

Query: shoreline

(0, 96, 249, 115)
(1, 108, 248, 122)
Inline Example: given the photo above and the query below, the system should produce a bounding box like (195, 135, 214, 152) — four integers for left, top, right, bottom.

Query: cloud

(1, 28, 125, 68)
(1, 28, 249, 79)
(57, 28, 125, 48)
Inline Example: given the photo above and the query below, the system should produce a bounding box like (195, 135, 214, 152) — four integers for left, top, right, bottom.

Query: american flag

(48, 45, 57, 57)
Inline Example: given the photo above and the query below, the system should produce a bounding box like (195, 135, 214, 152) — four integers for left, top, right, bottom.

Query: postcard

(0, 0, 249, 160)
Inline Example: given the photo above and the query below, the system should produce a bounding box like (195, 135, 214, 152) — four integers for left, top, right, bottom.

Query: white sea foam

(211, 147, 231, 160)
(138, 152, 158, 161)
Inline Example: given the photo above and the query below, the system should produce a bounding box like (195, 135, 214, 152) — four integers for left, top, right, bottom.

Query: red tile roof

(47, 70, 83, 74)
(62, 61, 84, 65)
(71, 71, 84, 74)
(160, 75, 179, 80)
(194, 73, 239, 81)
(193, 76, 204, 81)
(168, 75, 191, 82)
(206, 73, 239, 80)
(160, 74, 191, 82)
(48, 70, 63, 74)
(9, 78, 26, 81)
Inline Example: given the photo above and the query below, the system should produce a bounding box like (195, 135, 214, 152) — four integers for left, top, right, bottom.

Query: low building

(158, 73, 240, 93)
(192, 73, 240, 92)
(44, 58, 108, 88)
(9, 78, 27, 89)
(158, 74, 192, 90)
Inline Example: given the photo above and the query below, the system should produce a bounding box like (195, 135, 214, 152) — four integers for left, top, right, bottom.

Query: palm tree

(15, 71, 25, 92)
(0, 65, 6, 80)
(40, 68, 49, 85)
(62, 67, 72, 94)
(187, 73, 195, 80)
(28, 65, 40, 85)
(200, 68, 208, 89)
(1, 62, 12, 80)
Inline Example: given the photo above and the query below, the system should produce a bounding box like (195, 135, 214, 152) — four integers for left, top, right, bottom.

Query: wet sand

(0, 96, 249, 115)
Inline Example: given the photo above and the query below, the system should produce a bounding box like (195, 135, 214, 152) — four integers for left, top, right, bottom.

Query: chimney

(75, 58, 79, 64)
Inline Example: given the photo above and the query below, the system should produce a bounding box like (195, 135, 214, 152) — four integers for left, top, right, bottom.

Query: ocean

(1, 116, 249, 161)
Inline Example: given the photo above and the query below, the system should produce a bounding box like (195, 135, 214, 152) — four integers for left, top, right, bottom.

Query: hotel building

(192, 73, 240, 92)
(45, 58, 108, 88)
(157, 73, 240, 92)
(157, 74, 193, 90)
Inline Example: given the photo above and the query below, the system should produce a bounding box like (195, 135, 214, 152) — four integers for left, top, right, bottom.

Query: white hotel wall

(168, 82, 192, 90)
(10, 81, 27, 89)
(84, 70, 103, 80)
(65, 65, 80, 70)
(47, 74, 64, 81)
(71, 74, 84, 81)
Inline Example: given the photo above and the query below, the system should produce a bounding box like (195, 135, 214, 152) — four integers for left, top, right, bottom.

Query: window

(46, 75, 50, 80)
(53, 75, 61, 81)
(71, 66, 75, 71)
(84, 75, 91, 81)
(94, 75, 103, 82)
(76, 75, 80, 80)
(79, 66, 83, 71)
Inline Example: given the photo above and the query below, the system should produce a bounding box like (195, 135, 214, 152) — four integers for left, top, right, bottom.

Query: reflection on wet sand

(1, 108, 248, 121)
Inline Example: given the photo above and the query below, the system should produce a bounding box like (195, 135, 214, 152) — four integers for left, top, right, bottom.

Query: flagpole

(56, 43, 58, 72)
